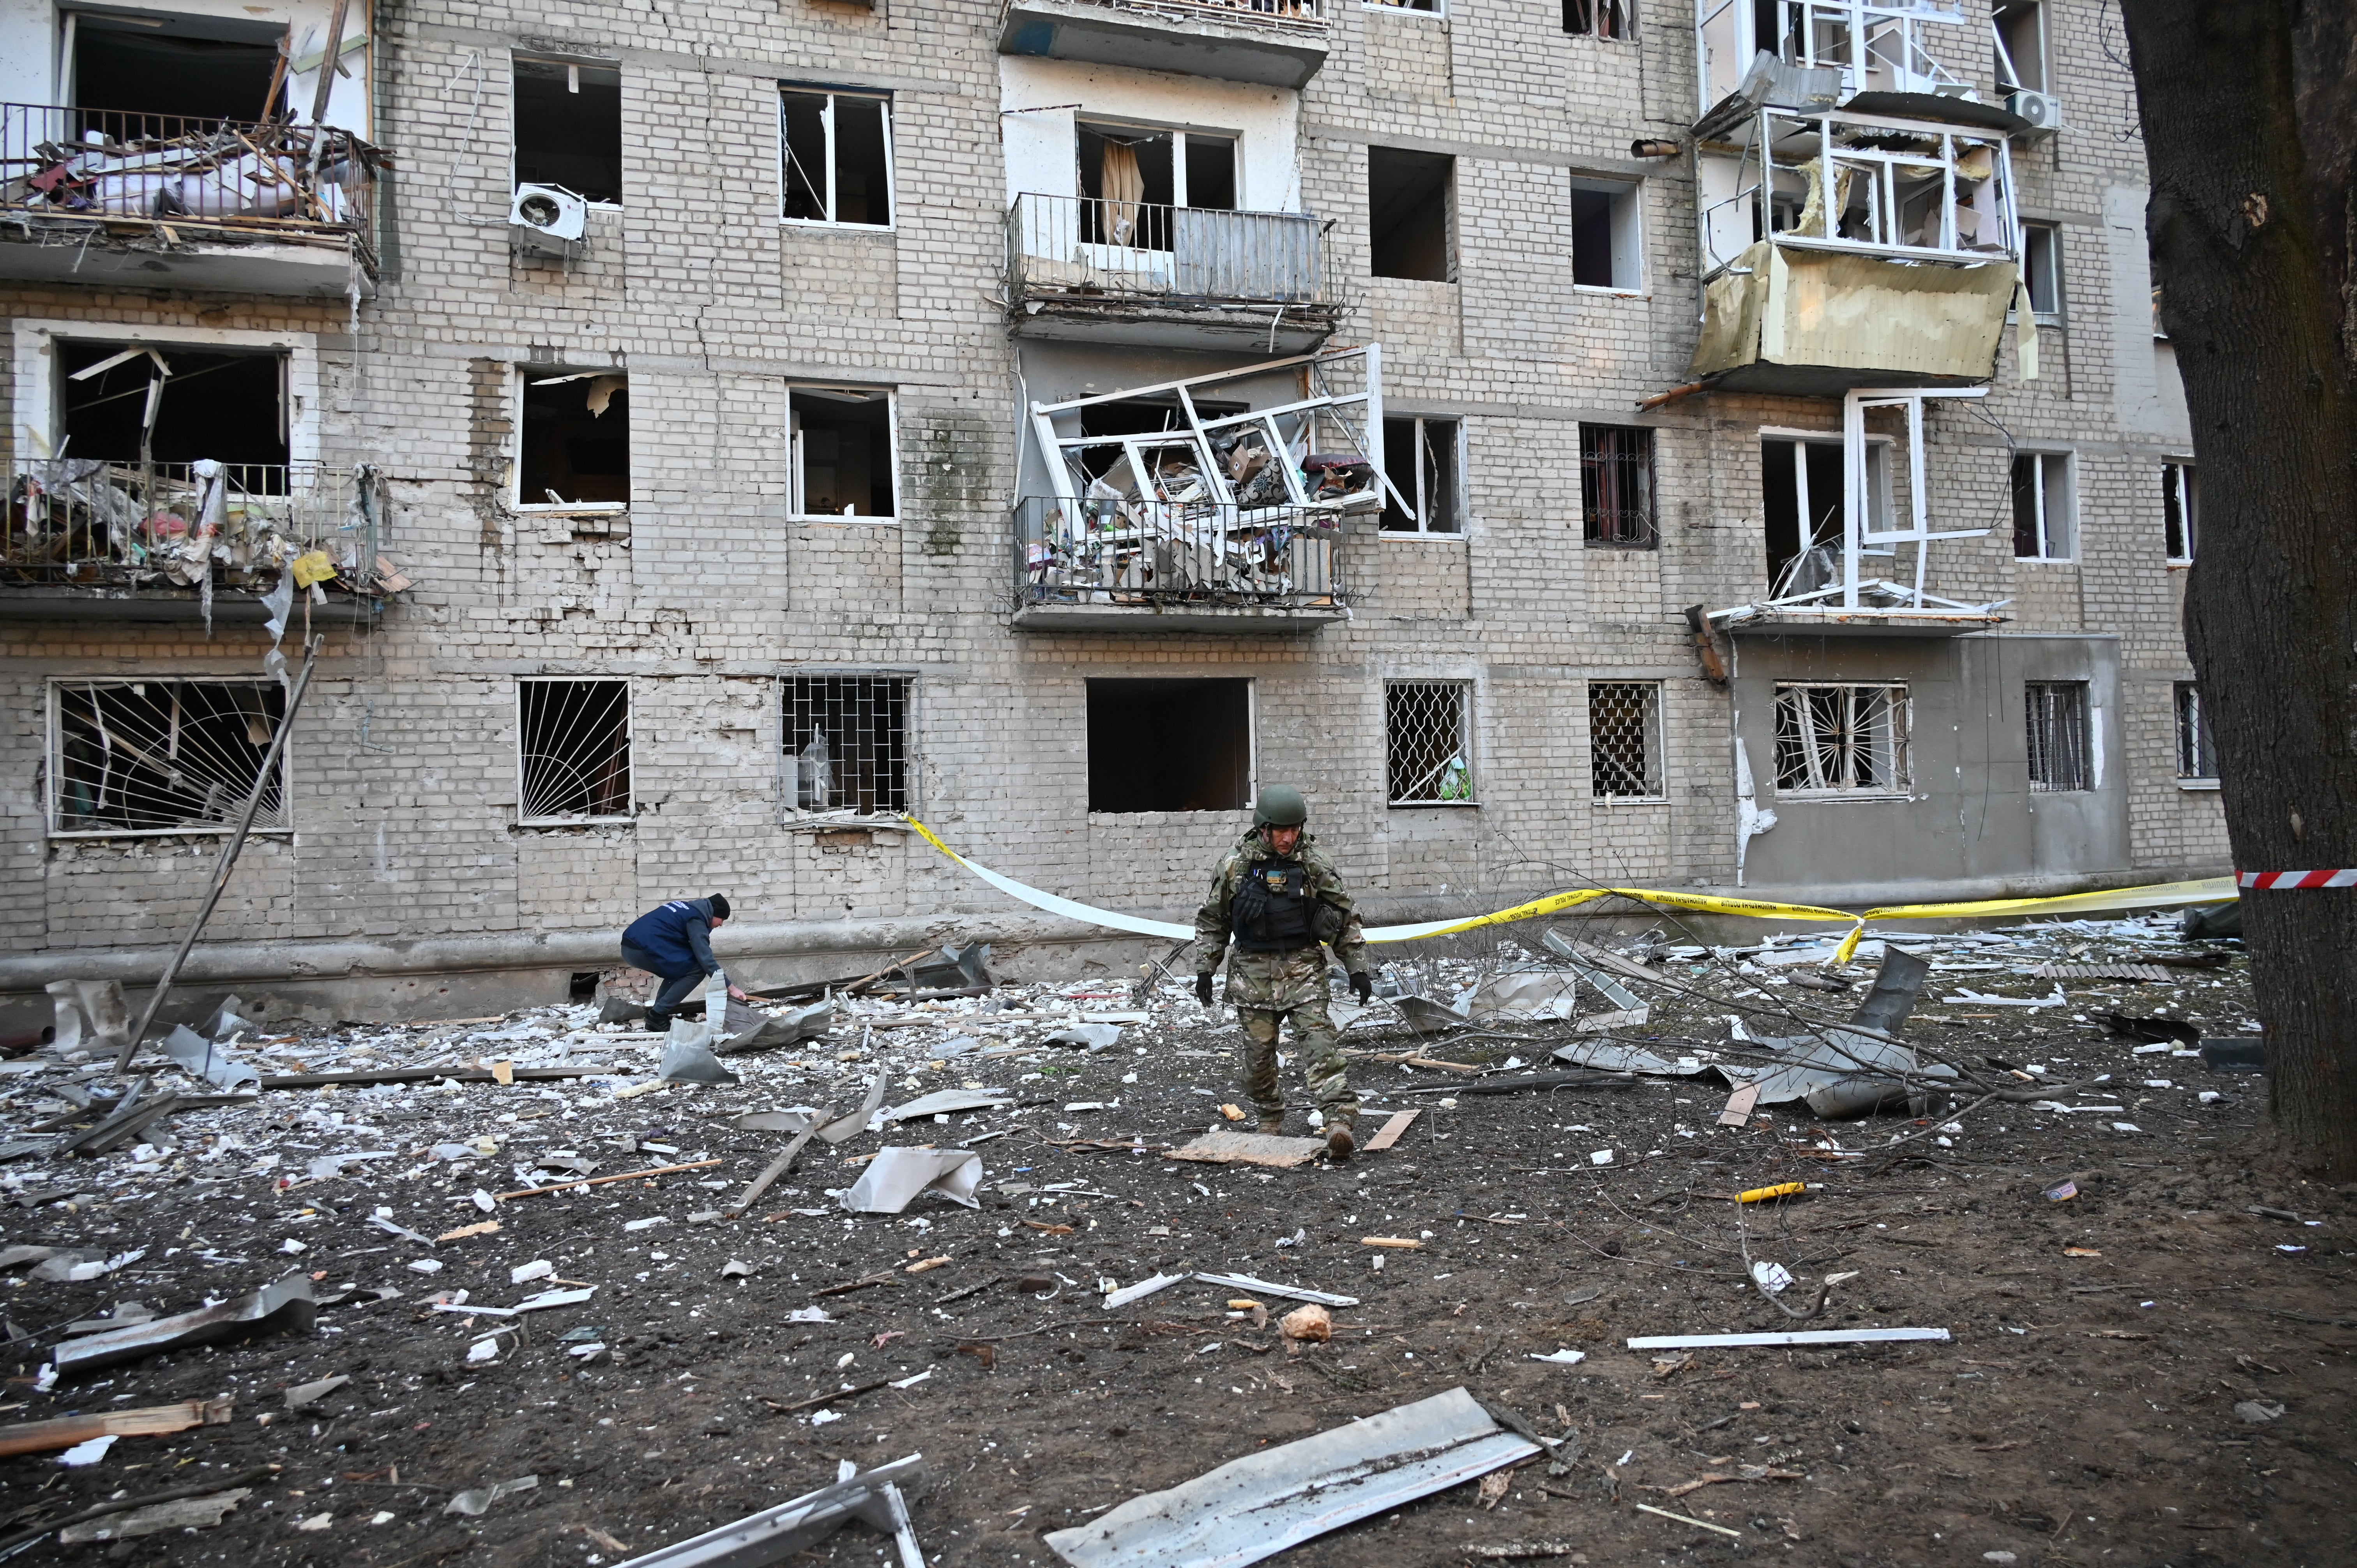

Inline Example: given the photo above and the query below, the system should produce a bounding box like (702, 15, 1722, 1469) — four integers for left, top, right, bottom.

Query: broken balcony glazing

(1696, 0, 1969, 112)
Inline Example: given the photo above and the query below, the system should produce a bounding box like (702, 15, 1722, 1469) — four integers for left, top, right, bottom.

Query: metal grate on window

(1588, 682, 1662, 797)
(1580, 425, 1656, 546)
(519, 680, 632, 823)
(2025, 681, 2090, 792)
(2173, 683, 2216, 779)
(1385, 681, 1473, 805)
(787, 676, 911, 816)
(1773, 683, 1909, 794)
(52, 680, 288, 835)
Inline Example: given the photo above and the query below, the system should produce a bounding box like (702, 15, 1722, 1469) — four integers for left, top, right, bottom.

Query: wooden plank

(1362, 1109, 1421, 1151)
(1716, 1082, 1761, 1128)
(1168, 1130, 1328, 1169)
(258, 1067, 604, 1089)
(0, 1398, 232, 1459)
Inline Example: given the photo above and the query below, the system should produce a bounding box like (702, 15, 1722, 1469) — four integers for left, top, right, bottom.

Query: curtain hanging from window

(1100, 139, 1144, 245)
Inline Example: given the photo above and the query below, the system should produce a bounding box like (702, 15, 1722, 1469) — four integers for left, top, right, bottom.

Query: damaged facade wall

(0, 0, 2226, 1019)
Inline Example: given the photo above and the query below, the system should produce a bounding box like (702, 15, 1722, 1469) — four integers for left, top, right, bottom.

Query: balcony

(0, 105, 383, 299)
(3, 461, 405, 625)
(1013, 497, 1350, 632)
(1007, 194, 1338, 351)
(999, 0, 1330, 89)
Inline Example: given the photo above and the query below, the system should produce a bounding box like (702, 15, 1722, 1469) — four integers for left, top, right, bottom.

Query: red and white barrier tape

(2239, 870, 2357, 889)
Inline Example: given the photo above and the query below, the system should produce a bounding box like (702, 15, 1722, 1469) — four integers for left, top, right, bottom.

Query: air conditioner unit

(510, 182, 587, 258)
(2006, 89, 2063, 138)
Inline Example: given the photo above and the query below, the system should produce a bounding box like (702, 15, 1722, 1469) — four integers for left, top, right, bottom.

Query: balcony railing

(1007, 194, 1334, 313)
(1011, 0, 1329, 37)
(0, 104, 380, 260)
(5, 459, 394, 601)
(1014, 496, 1345, 611)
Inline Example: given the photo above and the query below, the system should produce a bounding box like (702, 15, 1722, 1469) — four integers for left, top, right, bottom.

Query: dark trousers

(620, 942, 706, 1015)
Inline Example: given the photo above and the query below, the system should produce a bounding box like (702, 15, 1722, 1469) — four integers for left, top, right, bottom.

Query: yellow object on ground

(1737, 1182, 1808, 1204)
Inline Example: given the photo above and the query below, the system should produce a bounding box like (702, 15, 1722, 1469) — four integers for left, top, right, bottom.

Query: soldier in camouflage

(1194, 785, 1375, 1160)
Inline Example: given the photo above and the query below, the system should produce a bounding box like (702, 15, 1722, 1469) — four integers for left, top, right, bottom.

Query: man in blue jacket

(619, 895, 748, 1030)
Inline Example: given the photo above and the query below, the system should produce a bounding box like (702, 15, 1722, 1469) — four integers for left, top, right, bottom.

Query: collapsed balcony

(2, 461, 407, 625)
(998, 0, 1330, 88)
(0, 105, 385, 298)
(1006, 194, 1339, 351)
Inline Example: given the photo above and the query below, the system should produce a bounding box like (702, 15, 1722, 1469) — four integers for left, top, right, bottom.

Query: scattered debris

(2102, 1013, 2202, 1048)
(1278, 1304, 1332, 1343)
(443, 1475, 540, 1517)
(609, 1454, 928, 1568)
(1361, 1109, 1421, 1150)
(52, 1274, 315, 1376)
(283, 1375, 350, 1410)
(1169, 1129, 1327, 1168)
(840, 1149, 983, 1214)
(58, 1487, 254, 1543)
(0, 1397, 233, 1458)
(1625, 1328, 1948, 1349)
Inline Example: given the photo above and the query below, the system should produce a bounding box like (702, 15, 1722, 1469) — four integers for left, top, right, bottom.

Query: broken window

(1773, 683, 1909, 796)
(1569, 179, 1643, 289)
(2020, 221, 2061, 318)
(785, 676, 910, 816)
(1380, 417, 1461, 534)
(1385, 682, 1473, 805)
(2011, 450, 2074, 561)
(1563, 0, 1633, 38)
(1588, 682, 1663, 798)
(59, 341, 290, 471)
(514, 57, 623, 206)
(71, 13, 286, 125)
(1364, 0, 1444, 14)
(518, 370, 629, 508)
(49, 679, 287, 836)
(1580, 425, 1656, 547)
(2024, 680, 2090, 792)
(781, 89, 892, 227)
(517, 679, 631, 825)
(2162, 461, 2197, 564)
(1368, 147, 1453, 282)
(1072, 123, 1237, 248)
(1992, 0, 2046, 92)
(1759, 434, 1892, 591)
(1086, 679, 1252, 814)
(2173, 682, 2216, 781)
(789, 387, 896, 519)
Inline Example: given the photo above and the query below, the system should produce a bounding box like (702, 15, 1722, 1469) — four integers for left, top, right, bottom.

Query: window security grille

(518, 680, 632, 823)
(1386, 681, 1473, 804)
(2173, 683, 2216, 779)
(52, 680, 287, 835)
(1588, 682, 1663, 797)
(2025, 681, 2091, 792)
(1581, 426, 1656, 546)
(787, 676, 910, 816)
(1773, 683, 1909, 794)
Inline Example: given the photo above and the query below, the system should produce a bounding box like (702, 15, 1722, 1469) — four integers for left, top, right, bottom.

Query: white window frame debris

(2162, 459, 2196, 565)
(787, 385, 901, 522)
(2012, 447, 2076, 562)
(779, 87, 895, 231)
(780, 670, 918, 824)
(1383, 679, 1475, 807)
(45, 678, 293, 840)
(1587, 680, 1667, 802)
(515, 676, 634, 828)
(1772, 681, 1911, 798)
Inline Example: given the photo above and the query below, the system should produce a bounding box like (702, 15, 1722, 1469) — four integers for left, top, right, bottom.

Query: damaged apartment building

(0, 0, 2227, 1018)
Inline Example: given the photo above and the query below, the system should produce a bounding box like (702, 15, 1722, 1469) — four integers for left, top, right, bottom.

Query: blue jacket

(621, 899, 722, 978)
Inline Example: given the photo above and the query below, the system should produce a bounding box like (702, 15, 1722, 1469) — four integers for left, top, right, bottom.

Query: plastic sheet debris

(885, 1089, 1009, 1123)
(2181, 901, 2242, 940)
(1469, 970, 1580, 1020)
(2104, 1013, 2202, 1048)
(58, 1486, 253, 1543)
(659, 1033, 740, 1085)
(1625, 1328, 1948, 1349)
(443, 1475, 539, 1517)
(716, 999, 835, 1057)
(840, 1149, 983, 1213)
(1527, 1349, 1587, 1365)
(52, 1274, 314, 1376)
(0, 1397, 233, 1458)
(817, 1076, 889, 1144)
(1103, 1274, 1187, 1311)
(160, 1024, 258, 1089)
(1393, 994, 1472, 1033)
(608, 1455, 929, 1568)
(1042, 1387, 1539, 1568)
(1553, 1039, 1698, 1077)
(1192, 1272, 1359, 1308)
(1749, 1261, 1794, 1294)
(46, 979, 131, 1059)
(57, 1434, 115, 1466)
(2234, 1400, 2286, 1425)
(2201, 1038, 2267, 1073)
(1169, 1129, 1327, 1168)
(1042, 1024, 1123, 1052)
(284, 1375, 350, 1410)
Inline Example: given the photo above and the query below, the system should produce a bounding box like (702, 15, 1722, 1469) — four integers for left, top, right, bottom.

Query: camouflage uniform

(1194, 828, 1371, 1125)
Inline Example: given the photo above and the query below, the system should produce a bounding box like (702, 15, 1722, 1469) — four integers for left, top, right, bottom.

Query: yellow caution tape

(899, 817, 2235, 954)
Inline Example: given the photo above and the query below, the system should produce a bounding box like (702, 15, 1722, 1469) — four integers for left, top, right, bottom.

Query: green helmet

(1253, 784, 1309, 828)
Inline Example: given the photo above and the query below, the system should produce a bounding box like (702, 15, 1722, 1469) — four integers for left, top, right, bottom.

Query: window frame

(1580, 424, 1657, 547)
(512, 366, 630, 514)
(1563, 0, 1636, 38)
(2173, 681, 2218, 786)
(515, 676, 635, 828)
(2011, 449, 2077, 562)
(1384, 679, 1477, 807)
(1758, 427, 1898, 570)
(1587, 680, 1666, 801)
(1771, 681, 1912, 800)
(46, 676, 293, 839)
(1379, 414, 1465, 537)
(1361, 0, 1447, 18)
(2162, 459, 2197, 565)
(787, 383, 901, 523)
(1567, 177, 1645, 293)
(2024, 680, 2092, 793)
(778, 86, 896, 231)
(781, 671, 918, 824)
(511, 53, 625, 209)
(2020, 219, 2063, 321)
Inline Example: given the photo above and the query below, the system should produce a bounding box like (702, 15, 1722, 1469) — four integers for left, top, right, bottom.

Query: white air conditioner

(2007, 89, 2064, 138)
(510, 182, 587, 257)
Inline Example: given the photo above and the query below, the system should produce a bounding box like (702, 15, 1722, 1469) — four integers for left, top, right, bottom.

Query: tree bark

(2119, 2, 2357, 1172)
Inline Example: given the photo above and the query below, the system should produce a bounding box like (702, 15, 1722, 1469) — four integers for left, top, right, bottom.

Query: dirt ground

(4, 915, 2350, 1568)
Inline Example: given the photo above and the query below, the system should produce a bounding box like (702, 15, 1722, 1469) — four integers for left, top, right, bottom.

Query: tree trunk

(2119, 2, 2357, 1173)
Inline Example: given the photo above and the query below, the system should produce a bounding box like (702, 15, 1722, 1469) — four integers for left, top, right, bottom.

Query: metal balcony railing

(1012, 0, 1329, 36)
(5, 459, 392, 598)
(1014, 495, 1346, 610)
(0, 104, 380, 258)
(1007, 194, 1333, 312)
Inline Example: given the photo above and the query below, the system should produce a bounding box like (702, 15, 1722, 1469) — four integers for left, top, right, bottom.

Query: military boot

(1325, 1118, 1355, 1162)
(1258, 1111, 1286, 1137)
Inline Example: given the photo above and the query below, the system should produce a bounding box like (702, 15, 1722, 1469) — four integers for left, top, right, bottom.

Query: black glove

(1196, 972, 1216, 1006)
(1350, 971, 1373, 1004)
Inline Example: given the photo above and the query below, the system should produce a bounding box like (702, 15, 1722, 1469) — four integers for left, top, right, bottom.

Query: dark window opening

(1589, 682, 1663, 797)
(1761, 436, 1843, 591)
(514, 58, 623, 206)
(519, 680, 631, 822)
(2022, 222, 2061, 316)
(1993, 0, 2045, 92)
(786, 676, 910, 816)
(1086, 678, 1251, 813)
(1570, 180, 1641, 289)
(1563, 0, 1633, 38)
(790, 388, 894, 518)
(51, 679, 286, 834)
(1072, 398, 1244, 486)
(1368, 147, 1453, 282)
(1186, 135, 1237, 210)
(2012, 451, 2074, 560)
(1380, 416, 1461, 533)
(59, 340, 288, 471)
(2173, 683, 2216, 780)
(2025, 680, 2090, 792)
(72, 16, 284, 126)
(1581, 425, 1656, 546)
(519, 371, 629, 507)
(782, 89, 892, 226)
(569, 971, 602, 1001)
(1386, 682, 1473, 805)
